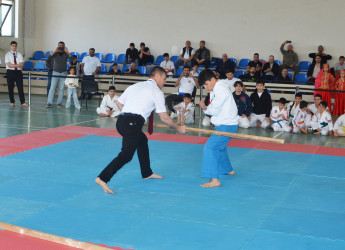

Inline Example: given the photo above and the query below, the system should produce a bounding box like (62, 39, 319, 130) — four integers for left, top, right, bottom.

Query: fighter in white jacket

(310, 101, 333, 136)
(292, 101, 308, 134)
(96, 86, 120, 117)
(270, 97, 291, 132)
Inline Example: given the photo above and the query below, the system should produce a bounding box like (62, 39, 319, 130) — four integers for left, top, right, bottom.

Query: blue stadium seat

(294, 73, 308, 84)
(33, 61, 46, 71)
(137, 66, 147, 75)
(102, 53, 116, 63)
(122, 65, 130, 73)
(78, 52, 88, 62)
(299, 61, 311, 72)
(23, 61, 34, 71)
(98, 64, 108, 74)
(116, 54, 126, 64)
(288, 73, 293, 80)
(170, 56, 179, 64)
(229, 58, 237, 68)
(237, 59, 250, 69)
(234, 70, 246, 78)
(41, 51, 53, 60)
(274, 60, 281, 66)
(176, 68, 184, 76)
(210, 57, 221, 67)
(66, 63, 69, 71)
(94, 53, 103, 61)
(29, 51, 44, 60)
(154, 55, 164, 65)
(148, 66, 154, 74)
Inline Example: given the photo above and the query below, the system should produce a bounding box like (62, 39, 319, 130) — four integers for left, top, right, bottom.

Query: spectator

(81, 48, 101, 81)
(47, 41, 72, 108)
(64, 67, 81, 110)
(214, 53, 236, 79)
(270, 97, 291, 132)
(309, 101, 333, 136)
(5, 41, 28, 107)
(174, 93, 195, 125)
(233, 81, 252, 128)
(46, 53, 54, 96)
(334, 56, 345, 75)
(175, 40, 195, 69)
(305, 94, 323, 127)
(333, 70, 345, 116)
(166, 66, 199, 117)
(280, 40, 299, 75)
(275, 68, 292, 83)
(315, 64, 335, 110)
(138, 42, 153, 66)
(123, 42, 139, 68)
(240, 66, 260, 82)
(262, 55, 279, 81)
(224, 69, 240, 93)
(309, 45, 332, 65)
(69, 55, 80, 77)
(160, 53, 174, 76)
(307, 55, 322, 83)
(124, 62, 140, 76)
(246, 53, 262, 74)
(193, 40, 210, 68)
(109, 63, 121, 75)
(287, 93, 303, 125)
(96, 86, 120, 118)
(191, 64, 199, 77)
(292, 101, 308, 134)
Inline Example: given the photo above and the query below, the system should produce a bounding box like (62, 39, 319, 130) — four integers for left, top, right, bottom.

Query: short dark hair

(295, 93, 303, 98)
(315, 55, 321, 58)
(130, 43, 135, 47)
(299, 101, 308, 109)
(140, 42, 145, 47)
(340, 56, 345, 60)
(320, 101, 328, 108)
(234, 81, 244, 87)
(10, 41, 17, 45)
(58, 41, 65, 45)
(256, 81, 265, 86)
(254, 53, 259, 56)
(71, 55, 77, 60)
(198, 69, 216, 86)
(183, 65, 190, 70)
(314, 94, 322, 99)
(279, 97, 287, 104)
(108, 86, 116, 91)
(67, 67, 76, 74)
(89, 48, 95, 51)
(163, 53, 169, 57)
(225, 68, 235, 74)
(112, 63, 118, 66)
(200, 40, 205, 44)
(149, 66, 167, 77)
(184, 93, 192, 99)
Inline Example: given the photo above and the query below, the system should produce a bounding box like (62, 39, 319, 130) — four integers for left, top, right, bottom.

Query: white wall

(16, 0, 345, 65)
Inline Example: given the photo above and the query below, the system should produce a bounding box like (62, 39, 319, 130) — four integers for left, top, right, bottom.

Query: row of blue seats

(29, 51, 312, 72)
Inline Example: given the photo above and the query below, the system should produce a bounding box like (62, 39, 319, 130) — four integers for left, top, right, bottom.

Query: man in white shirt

(81, 48, 101, 80)
(165, 66, 199, 117)
(95, 66, 185, 194)
(5, 41, 28, 107)
(199, 69, 239, 188)
(160, 53, 174, 76)
(96, 86, 121, 117)
(174, 40, 195, 70)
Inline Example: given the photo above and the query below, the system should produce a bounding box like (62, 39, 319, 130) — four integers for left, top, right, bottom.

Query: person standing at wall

(5, 41, 28, 107)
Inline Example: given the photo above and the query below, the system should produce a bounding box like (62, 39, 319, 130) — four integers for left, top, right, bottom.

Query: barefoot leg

(95, 177, 115, 194)
(227, 170, 235, 175)
(201, 178, 221, 188)
(144, 173, 164, 180)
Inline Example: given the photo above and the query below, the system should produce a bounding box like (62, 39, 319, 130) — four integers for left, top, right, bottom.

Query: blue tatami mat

(1, 135, 345, 250)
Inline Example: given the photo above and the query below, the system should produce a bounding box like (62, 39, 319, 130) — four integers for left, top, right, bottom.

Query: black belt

(121, 113, 145, 123)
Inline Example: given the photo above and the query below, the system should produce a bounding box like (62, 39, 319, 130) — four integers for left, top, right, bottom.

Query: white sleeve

(154, 90, 167, 113)
(81, 57, 86, 64)
(191, 49, 195, 55)
(100, 95, 108, 110)
(327, 113, 333, 130)
(96, 58, 101, 67)
(333, 115, 344, 130)
(17, 53, 24, 63)
(4, 53, 11, 64)
(204, 88, 227, 116)
(118, 87, 130, 104)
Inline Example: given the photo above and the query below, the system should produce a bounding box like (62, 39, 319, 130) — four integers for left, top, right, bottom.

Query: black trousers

(98, 114, 153, 183)
(165, 94, 184, 112)
(6, 70, 25, 104)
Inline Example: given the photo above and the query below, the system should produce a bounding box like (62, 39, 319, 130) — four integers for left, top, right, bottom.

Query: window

(0, 0, 15, 36)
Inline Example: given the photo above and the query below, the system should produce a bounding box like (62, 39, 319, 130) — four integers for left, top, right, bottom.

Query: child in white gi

(65, 67, 81, 110)
(270, 97, 291, 132)
(309, 101, 333, 136)
(292, 100, 308, 134)
(287, 93, 302, 125)
(333, 114, 345, 137)
(96, 86, 120, 117)
(305, 94, 322, 127)
(174, 93, 195, 125)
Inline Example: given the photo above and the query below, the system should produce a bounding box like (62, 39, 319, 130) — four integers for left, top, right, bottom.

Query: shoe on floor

(57, 104, 63, 108)
(46, 104, 52, 108)
(170, 112, 177, 118)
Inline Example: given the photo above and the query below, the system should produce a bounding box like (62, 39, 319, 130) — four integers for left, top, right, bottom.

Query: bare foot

(95, 177, 115, 194)
(227, 170, 235, 175)
(144, 173, 164, 179)
(21, 103, 29, 107)
(10, 103, 14, 107)
(200, 178, 221, 188)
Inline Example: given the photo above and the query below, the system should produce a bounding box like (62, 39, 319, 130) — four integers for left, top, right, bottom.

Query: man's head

(129, 43, 135, 50)
(71, 55, 77, 63)
(112, 63, 118, 70)
(198, 69, 217, 91)
(58, 41, 65, 51)
(234, 81, 244, 92)
(314, 94, 322, 106)
(149, 66, 167, 89)
(269, 55, 274, 63)
(130, 62, 136, 70)
(183, 65, 191, 76)
(10, 41, 17, 51)
(295, 93, 302, 104)
(282, 68, 288, 77)
(89, 48, 95, 57)
(318, 45, 324, 53)
(315, 55, 322, 64)
(108, 86, 116, 97)
(163, 53, 169, 61)
(288, 44, 293, 51)
(299, 101, 308, 111)
(249, 66, 256, 75)
(222, 53, 228, 62)
(199, 40, 205, 49)
(140, 42, 145, 49)
(279, 97, 287, 109)
(225, 69, 234, 80)
(185, 40, 191, 48)
(183, 93, 192, 104)
(319, 100, 328, 110)
(339, 56, 345, 65)
(253, 53, 259, 62)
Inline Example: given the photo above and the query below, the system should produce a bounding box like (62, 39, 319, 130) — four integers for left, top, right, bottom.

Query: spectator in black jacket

(249, 81, 272, 128)
(123, 43, 139, 68)
(214, 53, 235, 79)
(307, 55, 322, 83)
(240, 66, 261, 82)
(275, 68, 292, 83)
(262, 55, 279, 81)
(309, 45, 332, 65)
(193, 40, 210, 68)
(233, 81, 252, 128)
(246, 53, 263, 74)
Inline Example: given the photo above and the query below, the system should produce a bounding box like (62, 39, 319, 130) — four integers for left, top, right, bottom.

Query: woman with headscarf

(333, 70, 345, 116)
(314, 64, 334, 110)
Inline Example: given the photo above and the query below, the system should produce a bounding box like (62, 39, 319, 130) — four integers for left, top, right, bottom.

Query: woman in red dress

(333, 69, 345, 115)
(314, 64, 334, 110)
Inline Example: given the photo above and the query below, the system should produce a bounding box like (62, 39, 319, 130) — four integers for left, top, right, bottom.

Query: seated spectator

(314, 64, 335, 109)
(191, 65, 199, 77)
(246, 53, 262, 74)
(175, 40, 195, 69)
(270, 97, 291, 132)
(249, 81, 272, 129)
(138, 42, 153, 66)
(292, 101, 308, 134)
(309, 45, 332, 65)
(307, 55, 322, 83)
(280, 40, 299, 75)
(240, 66, 260, 82)
(160, 53, 174, 76)
(305, 94, 323, 127)
(333, 70, 345, 116)
(334, 56, 345, 75)
(287, 93, 303, 125)
(233, 81, 252, 128)
(124, 62, 140, 76)
(193, 40, 210, 68)
(224, 69, 240, 93)
(96, 86, 120, 118)
(333, 114, 345, 137)
(166, 66, 199, 117)
(275, 68, 292, 83)
(174, 93, 195, 125)
(262, 55, 279, 81)
(123, 43, 139, 67)
(109, 63, 121, 75)
(213, 53, 236, 79)
(309, 101, 333, 136)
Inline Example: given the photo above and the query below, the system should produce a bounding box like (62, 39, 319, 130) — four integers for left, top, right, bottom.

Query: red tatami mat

(0, 125, 344, 157)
